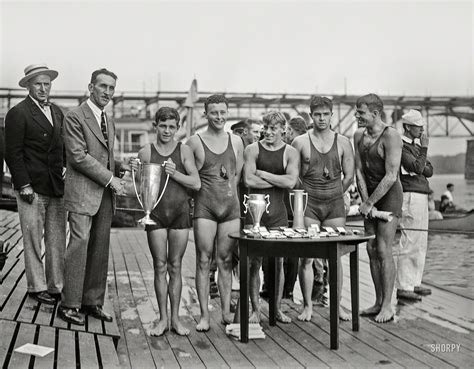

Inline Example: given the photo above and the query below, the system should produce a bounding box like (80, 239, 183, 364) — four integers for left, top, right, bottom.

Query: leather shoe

(81, 305, 113, 322)
(58, 306, 85, 325)
(29, 291, 55, 305)
(397, 289, 422, 301)
(49, 293, 61, 301)
(414, 286, 432, 296)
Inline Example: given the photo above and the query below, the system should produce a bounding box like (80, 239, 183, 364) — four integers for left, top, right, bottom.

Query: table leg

(240, 241, 249, 343)
(350, 244, 359, 331)
(328, 247, 339, 350)
(269, 256, 276, 326)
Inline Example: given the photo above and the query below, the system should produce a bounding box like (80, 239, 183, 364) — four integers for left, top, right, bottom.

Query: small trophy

(289, 189, 308, 229)
(243, 194, 270, 232)
(132, 161, 170, 225)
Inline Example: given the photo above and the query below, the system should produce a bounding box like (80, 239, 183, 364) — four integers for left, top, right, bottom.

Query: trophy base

(251, 224, 261, 232)
(138, 215, 157, 225)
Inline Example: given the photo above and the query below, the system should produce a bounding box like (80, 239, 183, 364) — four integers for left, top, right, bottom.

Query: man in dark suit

(58, 68, 129, 325)
(4, 64, 66, 305)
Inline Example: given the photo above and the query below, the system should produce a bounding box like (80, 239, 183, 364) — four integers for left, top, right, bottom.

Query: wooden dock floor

(108, 228, 473, 369)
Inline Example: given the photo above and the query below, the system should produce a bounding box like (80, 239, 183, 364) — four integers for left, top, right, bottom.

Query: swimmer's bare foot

(374, 308, 394, 323)
(221, 313, 233, 325)
(276, 310, 291, 323)
(171, 318, 190, 336)
(148, 319, 168, 336)
(249, 311, 261, 324)
(339, 307, 351, 321)
(360, 304, 381, 316)
(297, 307, 312, 321)
(196, 317, 210, 332)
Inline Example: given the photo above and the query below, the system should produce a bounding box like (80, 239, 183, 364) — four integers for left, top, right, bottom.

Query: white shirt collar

(86, 98, 105, 126)
(29, 95, 49, 109)
(402, 134, 419, 145)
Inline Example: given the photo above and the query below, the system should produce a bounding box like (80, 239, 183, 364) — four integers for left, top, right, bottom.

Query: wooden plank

(34, 325, 56, 369)
(97, 334, 121, 369)
(316, 303, 454, 369)
(78, 331, 99, 368)
(56, 329, 76, 369)
(102, 283, 120, 338)
(16, 294, 40, 324)
(87, 313, 104, 335)
(8, 322, 37, 368)
(119, 233, 181, 368)
(0, 320, 17, 367)
(34, 300, 56, 326)
(134, 250, 231, 369)
(0, 276, 27, 320)
(112, 241, 160, 369)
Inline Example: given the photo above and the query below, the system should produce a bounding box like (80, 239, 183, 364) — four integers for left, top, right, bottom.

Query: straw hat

(19, 64, 58, 88)
(401, 109, 424, 127)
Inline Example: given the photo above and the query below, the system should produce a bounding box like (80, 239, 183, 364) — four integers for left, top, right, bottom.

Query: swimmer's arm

(365, 129, 402, 207)
(292, 135, 307, 185)
(243, 143, 272, 188)
(257, 146, 299, 189)
(170, 144, 201, 191)
(185, 135, 204, 170)
(232, 134, 244, 188)
(354, 130, 369, 202)
(340, 135, 355, 193)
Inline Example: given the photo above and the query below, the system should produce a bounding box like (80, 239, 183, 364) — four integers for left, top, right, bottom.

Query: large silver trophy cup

(243, 194, 270, 232)
(289, 189, 308, 229)
(132, 162, 169, 225)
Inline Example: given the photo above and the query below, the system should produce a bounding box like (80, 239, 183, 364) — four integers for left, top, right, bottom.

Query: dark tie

(39, 101, 50, 108)
(101, 111, 109, 147)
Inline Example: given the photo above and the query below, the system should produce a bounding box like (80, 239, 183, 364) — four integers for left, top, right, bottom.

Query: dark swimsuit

(302, 133, 345, 221)
(358, 127, 403, 217)
(193, 134, 240, 223)
(146, 143, 191, 231)
(246, 142, 289, 228)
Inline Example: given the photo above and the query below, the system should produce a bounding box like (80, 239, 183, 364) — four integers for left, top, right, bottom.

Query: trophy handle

(153, 161, 171, 209)
(131, 165, 144, 210)
(243, 194, 249, 214)
(289, 192, 294, 215)
(264, 194, 270, 213)
(303, 192, 308, 212)
(154, 174, 170, 209)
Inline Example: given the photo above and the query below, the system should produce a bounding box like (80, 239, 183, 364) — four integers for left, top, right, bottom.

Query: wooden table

(229, 231, 374, 350)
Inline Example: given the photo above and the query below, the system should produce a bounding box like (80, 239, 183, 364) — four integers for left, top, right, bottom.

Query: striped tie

(101, 111, 108, 147)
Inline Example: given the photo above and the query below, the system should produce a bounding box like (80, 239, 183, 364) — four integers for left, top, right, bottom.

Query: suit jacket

(63, 101, 121, 216)
(4, 96, 65, 197)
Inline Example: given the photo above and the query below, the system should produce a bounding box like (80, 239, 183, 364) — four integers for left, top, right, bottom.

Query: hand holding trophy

(131, 158, 170, 225)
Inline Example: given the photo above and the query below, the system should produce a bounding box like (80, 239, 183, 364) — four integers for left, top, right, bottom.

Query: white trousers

(394, 192, 429, 291)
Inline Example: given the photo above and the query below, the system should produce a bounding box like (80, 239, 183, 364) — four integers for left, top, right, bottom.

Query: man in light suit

(5, 64, 66, 305)
(58, 68, 129, 325)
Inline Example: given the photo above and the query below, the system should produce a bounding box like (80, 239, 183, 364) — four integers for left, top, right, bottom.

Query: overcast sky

(1, 0, 472, 155)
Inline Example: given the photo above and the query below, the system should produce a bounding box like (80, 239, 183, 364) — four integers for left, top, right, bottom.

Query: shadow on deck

(109, 228, 473, 369)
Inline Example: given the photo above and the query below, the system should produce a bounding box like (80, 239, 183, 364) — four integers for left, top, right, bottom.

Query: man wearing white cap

(394, 109, 433, 301)
(4, 64, 66, 305)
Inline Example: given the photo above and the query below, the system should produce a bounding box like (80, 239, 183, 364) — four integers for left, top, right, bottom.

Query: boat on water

(428, 211, 474, 233)
(346, 210, 474, 233)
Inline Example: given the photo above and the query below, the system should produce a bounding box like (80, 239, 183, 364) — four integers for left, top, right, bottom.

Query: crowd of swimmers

(4, 63, 441, 336)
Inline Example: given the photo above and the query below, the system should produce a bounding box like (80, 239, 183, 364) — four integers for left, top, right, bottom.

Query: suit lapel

(50, 105, 62, 145)
(106, 113, 114, 152)
(81, 103, 108, 148)
(26, 96, 54, 134)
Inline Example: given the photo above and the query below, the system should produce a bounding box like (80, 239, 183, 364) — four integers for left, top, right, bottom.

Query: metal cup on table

(243, 193, 270, 232)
